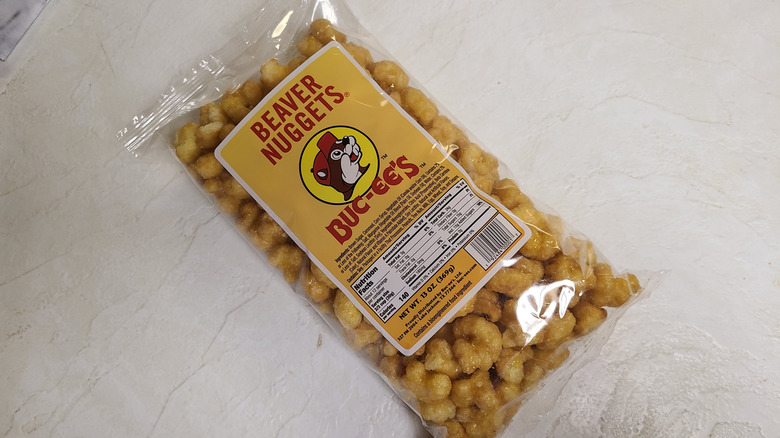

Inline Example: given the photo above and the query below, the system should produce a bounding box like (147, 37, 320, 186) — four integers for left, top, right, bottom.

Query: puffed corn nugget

(344, 320, 382, 350)
(302, 268, 334, 303)
(424, 338, 461, 379)
(369, 60, 409, 92)
(334, 290, 362, 329)
(170, 19, 643, 438)
(403, 360, 452, 403)
(451, 369, 500, 411)
(452, 315, 502, 374)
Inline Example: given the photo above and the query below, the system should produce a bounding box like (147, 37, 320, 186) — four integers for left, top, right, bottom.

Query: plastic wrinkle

(119, 56, 228, 155)
(515, 280, 576, 341)
(117, 2, 299, 156)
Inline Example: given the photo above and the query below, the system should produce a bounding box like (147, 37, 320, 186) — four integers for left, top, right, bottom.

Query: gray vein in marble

(130, 211, 221, 318)
(130, 1, 155, 49)
(2, 390, 38, 438)
(49, 364, 119, 436)
(273, 393, 313, 438)
(201, 292, 261, 362)
(0, 251, 68, 288)
(140, 174, 182, 214)
(579, 93, 731, 126)
(147, 362, 208, 438)
(0, 177, 35, 199)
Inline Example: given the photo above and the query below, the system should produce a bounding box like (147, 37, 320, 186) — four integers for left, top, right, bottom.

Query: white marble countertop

(2, 1, 779, 437)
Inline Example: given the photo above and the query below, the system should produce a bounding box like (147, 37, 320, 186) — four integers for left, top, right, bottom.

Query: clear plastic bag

(118, 1, 655, 436)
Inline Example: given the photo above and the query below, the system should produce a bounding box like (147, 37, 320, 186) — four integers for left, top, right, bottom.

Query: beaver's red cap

(317, 131, 338, 154)
(312, 132, 337, 186)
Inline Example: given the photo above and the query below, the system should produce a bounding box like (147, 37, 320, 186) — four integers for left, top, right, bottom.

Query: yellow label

(215, 42, 531, 355)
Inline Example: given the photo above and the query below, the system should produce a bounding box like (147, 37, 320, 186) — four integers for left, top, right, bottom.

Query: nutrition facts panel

(351, 178, 522, 322)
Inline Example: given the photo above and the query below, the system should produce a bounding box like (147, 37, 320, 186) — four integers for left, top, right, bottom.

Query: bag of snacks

(119, 1, 652, 436)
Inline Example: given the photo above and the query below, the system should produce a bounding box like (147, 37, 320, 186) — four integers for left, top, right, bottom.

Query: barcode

(465, 215, 521, 270)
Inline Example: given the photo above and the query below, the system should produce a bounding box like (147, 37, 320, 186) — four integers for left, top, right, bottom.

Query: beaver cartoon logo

(300, 126, 379, 205)
(313, 132, 368, 200)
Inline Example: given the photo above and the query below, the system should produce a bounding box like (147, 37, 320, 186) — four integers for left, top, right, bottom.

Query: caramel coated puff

(267, 244, 304, 284)
(400, 87, 439, 127)
(212, 83, 262, 127)
(470, 289, 502, 322)
(195, 122, 224, 150)
(501, 323, 528, 350)
(381, 339, 399, 357)
(221, 93, 252, 125)
(450, 369, 500, 411)
(515, 348, 570, 391)
(457, 143, 499, 194)
(500, 299, 538, 350)
(535, 310, 576, 351)
(457, 143, 498, 178)
(495, 380, 523, 405)
(369, 60, 409, 92)
(457, 406, 505, 438)
(495, 348, 533, 384)
(420, 398, 457, 424)
(473, 174, 498, 196)
(571, 300, 607, 336)
(426, 116, 467, 150)
(363, 341, 382, 365)
(567, 237, 598, 266)
(302, 269, 334, 303)
(260, 59, 292, 93)
(511, 204, 560, 261)
(484, 257, 544, 298)
(317, 296, 335, 315)
(247, 212, 289, 251)
(235, 201, 262, 233)
(584, 263, 640, 307)
(219, 123, 235, 141)
(380, 354, 405, 382)
(448, 294, 476, 323)
(202, 177, 222, 196)
(344, 320, 382, 350)
(344, 42, 373, 69)
(287, 56, 307, 71)
(220, 176, 249, 200)
(194, 153, 224, 180)
(388, 90, 403, 106)
(199, 102, 228, 126)
(443, 420, 469, 438)
(334, 290, 362, 329)
(238, 80, 264, 107)
(531, 346, 571, 371)
(452, 315, 502, 374)
(297, 34, 324, 58)
(520, 359, 546, 390)
(310, 263, 337, 289)
(545, 253, 595, 293)
(174, 122, 200, 164)
(492, 178, 532, 210)
(431, 320, 456, 344)
(310, 18, 347, 44)
(215, 193, 241, 217)
(402, 360, 452, 403)
(423, 338, 461, 379)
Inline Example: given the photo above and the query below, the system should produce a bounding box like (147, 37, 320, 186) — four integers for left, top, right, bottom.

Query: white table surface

(2, 1, 778, 437)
